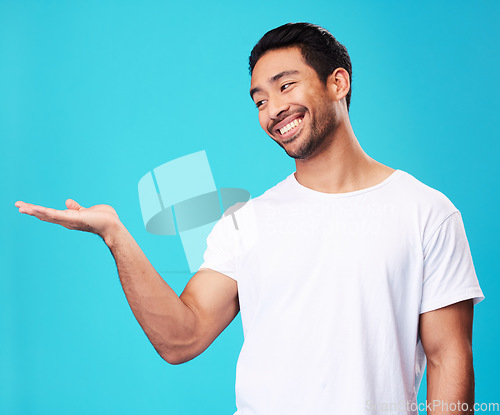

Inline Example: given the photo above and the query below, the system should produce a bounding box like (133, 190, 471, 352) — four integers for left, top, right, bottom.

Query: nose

(267, 94, 289, 121)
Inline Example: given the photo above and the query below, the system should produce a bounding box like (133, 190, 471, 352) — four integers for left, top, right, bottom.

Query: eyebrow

(250, 70, 300, 100)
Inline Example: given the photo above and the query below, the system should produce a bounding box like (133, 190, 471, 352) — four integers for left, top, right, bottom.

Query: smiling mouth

(278, 117, 303, 135)
(274, 114, 305, 140)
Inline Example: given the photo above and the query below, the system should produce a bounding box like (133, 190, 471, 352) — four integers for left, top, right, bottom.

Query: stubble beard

(279, 105, 339, 160)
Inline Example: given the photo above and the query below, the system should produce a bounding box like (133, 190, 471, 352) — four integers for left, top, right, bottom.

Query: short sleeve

(198, 212, 238, 282)
(420, 211, 484, 314)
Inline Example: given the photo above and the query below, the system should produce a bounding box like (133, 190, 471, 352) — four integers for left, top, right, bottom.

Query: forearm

(426, 352, 475, 414)
(103, 220, 197, 364)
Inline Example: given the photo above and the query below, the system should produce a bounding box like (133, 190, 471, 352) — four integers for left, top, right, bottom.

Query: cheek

(258, 113, 268, 132)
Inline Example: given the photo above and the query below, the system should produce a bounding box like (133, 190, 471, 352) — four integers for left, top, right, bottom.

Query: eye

(281, 82, 295, 92)
(255, 99, 267, 109)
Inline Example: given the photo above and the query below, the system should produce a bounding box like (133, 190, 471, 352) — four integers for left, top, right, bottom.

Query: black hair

(249, 22, 352, 112)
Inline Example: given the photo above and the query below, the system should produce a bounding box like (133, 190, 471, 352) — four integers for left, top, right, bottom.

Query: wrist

(102, 218, 125, 248)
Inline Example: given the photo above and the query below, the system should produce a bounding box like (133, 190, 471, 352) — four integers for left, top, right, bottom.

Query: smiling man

(15, 23, 484, 415)
(200, 23, 484, 414)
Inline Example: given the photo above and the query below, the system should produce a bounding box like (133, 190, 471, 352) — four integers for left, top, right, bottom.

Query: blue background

(1, 0, 498, 413)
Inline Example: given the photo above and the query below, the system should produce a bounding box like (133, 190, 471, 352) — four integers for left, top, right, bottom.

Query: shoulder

(389, 170, 462, 244)
(218, 173, 293, 234)
(393, 170, 458, 215)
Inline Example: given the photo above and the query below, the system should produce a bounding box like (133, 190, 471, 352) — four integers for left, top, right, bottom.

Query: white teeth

(279, 118, 302, 135)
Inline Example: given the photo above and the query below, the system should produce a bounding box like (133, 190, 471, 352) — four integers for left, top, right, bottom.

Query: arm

(105, 221, 239, 364)
(15, 199, 239, 365)
(419, 299, 475, 414)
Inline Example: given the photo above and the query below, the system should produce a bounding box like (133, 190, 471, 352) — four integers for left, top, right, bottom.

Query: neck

(294, 118, 395, 194)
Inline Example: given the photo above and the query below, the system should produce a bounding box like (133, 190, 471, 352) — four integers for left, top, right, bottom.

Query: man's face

(250, 46, 339, 160)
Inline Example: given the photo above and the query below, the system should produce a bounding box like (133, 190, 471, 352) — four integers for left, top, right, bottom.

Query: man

(15, 23, 483, 414)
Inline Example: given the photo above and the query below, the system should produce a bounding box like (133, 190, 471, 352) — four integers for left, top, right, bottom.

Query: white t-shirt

(199, 169, 484, 415)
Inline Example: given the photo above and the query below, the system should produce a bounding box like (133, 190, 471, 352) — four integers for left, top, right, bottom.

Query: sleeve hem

(420, 289, 485, 314)
(198, 265, 238, 282)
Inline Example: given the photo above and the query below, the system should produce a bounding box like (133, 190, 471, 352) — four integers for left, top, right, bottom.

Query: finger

(16, 201, 43, 213)
(18, 203, 74, 224)
(65, 199, 84, 211)
(16, 200, 54, 212)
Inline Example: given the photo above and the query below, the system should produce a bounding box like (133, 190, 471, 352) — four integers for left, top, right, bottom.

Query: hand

(15, 199, 121, 240)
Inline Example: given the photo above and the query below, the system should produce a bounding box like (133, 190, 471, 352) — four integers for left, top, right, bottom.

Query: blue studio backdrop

(1, 1, 499, 414)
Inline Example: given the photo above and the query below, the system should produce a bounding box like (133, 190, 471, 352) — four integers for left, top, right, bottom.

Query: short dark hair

(249, 22, 352, 112)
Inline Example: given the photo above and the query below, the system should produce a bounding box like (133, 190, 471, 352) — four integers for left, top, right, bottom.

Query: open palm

(15, 199, 119, 238)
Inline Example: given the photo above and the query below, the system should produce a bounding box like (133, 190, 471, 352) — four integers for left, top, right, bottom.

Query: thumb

(65, 199, 84, 211)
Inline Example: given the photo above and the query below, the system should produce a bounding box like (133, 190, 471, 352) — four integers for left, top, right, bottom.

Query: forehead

(250, 46, 312, 90)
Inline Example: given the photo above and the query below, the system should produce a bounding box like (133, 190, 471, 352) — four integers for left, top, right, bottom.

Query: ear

(327, 67, 350, 102)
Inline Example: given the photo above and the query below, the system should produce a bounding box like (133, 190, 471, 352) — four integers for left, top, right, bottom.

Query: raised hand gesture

(15, 198, 120, 240)
(14, 195, 239, 366)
